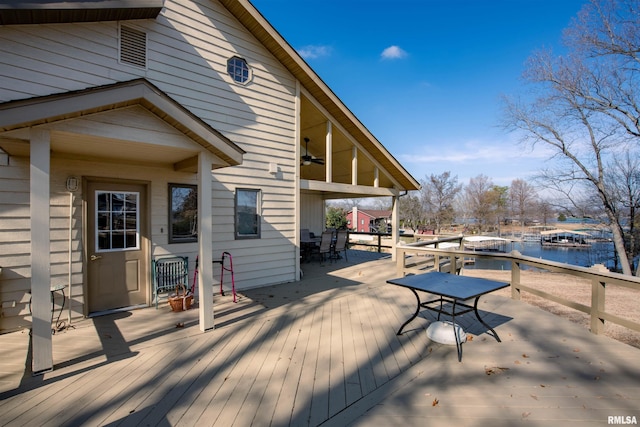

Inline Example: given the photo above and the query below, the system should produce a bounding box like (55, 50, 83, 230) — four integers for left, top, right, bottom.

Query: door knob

(90, 255, 102, 261)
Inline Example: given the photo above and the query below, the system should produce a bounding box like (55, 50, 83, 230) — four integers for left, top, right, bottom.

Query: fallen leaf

(432, 398, 439, 407)
(522, 412, 531, 418)
(573, 348, 581, 352)
(522, 353, 529, 358)
(530, 394, 538, 400)
(514, 360, 521, 365)
(485, 366, 510, 375)
(176, 322, 184, 328)
(540, 384, 546, 388)
(467, 335, 474, 342)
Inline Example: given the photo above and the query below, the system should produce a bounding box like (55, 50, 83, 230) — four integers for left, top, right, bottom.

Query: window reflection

(96, 191, 139, 251)
(235, 188, 260, 239)
(169, 184, 197, 243)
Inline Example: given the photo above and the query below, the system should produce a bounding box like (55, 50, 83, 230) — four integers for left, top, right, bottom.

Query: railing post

(591, 279, 605, 335)
(377, 233, 382, 253)
(511, 251, 521, 300)
(396, 246, 405, 276)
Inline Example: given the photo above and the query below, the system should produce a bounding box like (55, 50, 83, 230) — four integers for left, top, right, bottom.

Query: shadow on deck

(0, 249, 638, 426)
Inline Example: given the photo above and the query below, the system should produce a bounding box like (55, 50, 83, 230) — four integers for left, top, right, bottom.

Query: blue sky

(251, 0, 588, 187)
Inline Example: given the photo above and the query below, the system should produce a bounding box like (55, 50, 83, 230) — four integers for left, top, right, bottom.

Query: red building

(347, 208, 392, 233)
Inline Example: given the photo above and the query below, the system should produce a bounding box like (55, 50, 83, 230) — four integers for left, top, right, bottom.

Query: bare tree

(535, 199, 555, 226)
(420, 171, 462, 234)
(398, 191, 425, 232)
(463, 174, 497, 233)
(510, 179, 538, 231)
(492, 185, 509, 234)
(607, 151, 640, 272)
(502, 0, 639, 274)
(564, 0, 640, 139)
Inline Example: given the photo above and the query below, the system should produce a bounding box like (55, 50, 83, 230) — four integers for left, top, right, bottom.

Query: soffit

(0, 79, 245, 169)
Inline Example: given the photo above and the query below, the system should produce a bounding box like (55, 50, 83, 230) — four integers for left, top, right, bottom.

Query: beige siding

(0, 0, 300, 306)
(301, 191, 325, 236)
(0, 158, 31, 330)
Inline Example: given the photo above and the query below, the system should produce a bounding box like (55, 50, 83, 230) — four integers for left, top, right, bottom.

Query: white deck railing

(395, 237, 640, 336)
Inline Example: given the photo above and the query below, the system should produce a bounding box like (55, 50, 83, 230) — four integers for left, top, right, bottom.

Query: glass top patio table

(387, 271, 509, 361)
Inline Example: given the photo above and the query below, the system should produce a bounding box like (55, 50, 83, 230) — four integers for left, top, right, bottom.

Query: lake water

(465, 241, 616, 271)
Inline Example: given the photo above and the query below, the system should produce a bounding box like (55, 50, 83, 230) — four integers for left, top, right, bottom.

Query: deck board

(341, 298, 363, 406)
(269, 304, 317, 426)
(1, 251, 639, 426)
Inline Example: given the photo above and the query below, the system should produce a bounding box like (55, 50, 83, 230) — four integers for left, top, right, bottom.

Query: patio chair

(332, 230, 349, 261)
(317, 231, 334, 262)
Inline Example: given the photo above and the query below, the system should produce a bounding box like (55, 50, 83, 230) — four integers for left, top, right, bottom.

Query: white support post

(30, 129, 53, 374)
(198, 152, 214, 332)
(391, 194, 399, 262)
(295, 81, 302, 280)
(351, 146, 358, 185)
(325, 121, 332, 183)
(374, 167, 379, 187)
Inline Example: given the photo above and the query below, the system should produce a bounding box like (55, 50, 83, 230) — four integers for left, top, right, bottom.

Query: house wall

(0, 157, 30, 330)
(347, 211, 374, 233)
(0, 152, 208, 330)
(0, 0, 301, 328)
(300, 191, 325, 236)
(0, 3, 297, 261)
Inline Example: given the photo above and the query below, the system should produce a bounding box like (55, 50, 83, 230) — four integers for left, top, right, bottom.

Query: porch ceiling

(299, 95, 395, 189)
(0, 79, 245, 171)
(0, 131, 207, 171)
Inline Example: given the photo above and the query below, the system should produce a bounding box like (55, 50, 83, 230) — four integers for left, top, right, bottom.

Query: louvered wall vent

(120, 25, 147, 68)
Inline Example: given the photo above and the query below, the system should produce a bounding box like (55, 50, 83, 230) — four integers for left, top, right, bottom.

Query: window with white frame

(227, 56, 251, 84)
(96, 191, 139, 251)
(235, 188, 261, 239)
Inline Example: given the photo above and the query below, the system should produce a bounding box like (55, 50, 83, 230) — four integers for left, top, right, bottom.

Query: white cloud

(381, 45, 408, 60)
(401, 138, 552, 165)
(397, 138, 559, 184)
(297, 45, 332, 59)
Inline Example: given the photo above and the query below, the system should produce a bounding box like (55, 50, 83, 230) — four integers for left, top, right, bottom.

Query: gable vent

(120, 25, 147, 68)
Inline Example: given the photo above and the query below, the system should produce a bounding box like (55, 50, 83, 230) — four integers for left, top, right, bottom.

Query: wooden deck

(1, 250, 639, 426)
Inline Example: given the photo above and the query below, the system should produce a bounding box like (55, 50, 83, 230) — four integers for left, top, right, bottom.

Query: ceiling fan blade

(300, 137, 325, 165)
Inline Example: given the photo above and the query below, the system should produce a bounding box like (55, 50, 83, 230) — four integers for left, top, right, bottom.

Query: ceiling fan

(301, 137, 325, 166)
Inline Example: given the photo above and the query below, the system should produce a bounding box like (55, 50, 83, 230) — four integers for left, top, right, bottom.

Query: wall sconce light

(269, 163, 278, 175)
(66, 176, 79, 192)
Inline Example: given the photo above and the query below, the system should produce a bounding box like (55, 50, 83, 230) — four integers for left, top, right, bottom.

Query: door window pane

(96, 191, 140, 251)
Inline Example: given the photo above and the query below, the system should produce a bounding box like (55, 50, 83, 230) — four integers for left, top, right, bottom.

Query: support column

(30, 129, 53, 374)
(198, 152, 214, 332)
(325, 121, 332, 183)
(391, 194, 399, 262)
(351, 146, 358, 185)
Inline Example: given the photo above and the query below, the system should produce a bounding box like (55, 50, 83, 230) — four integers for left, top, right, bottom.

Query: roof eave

(0, 1, 163, 25)
(218, 0, 420, 192)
